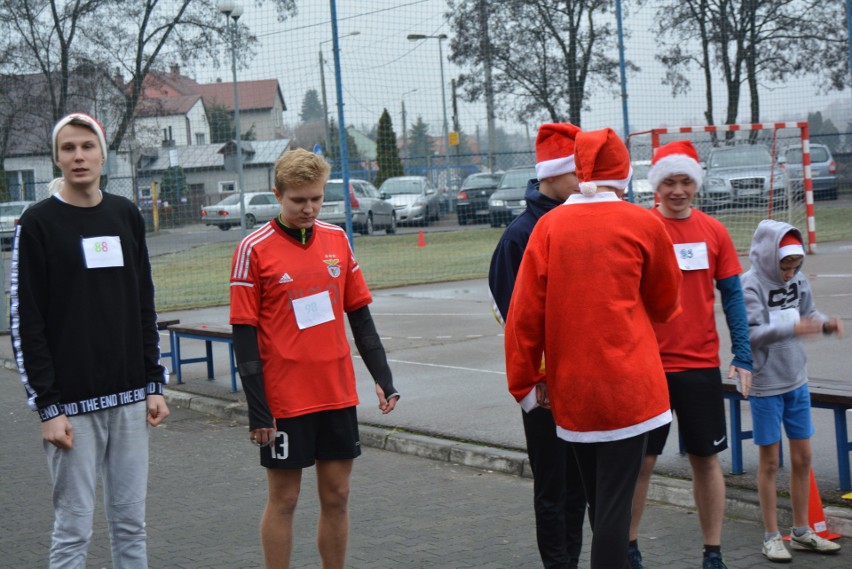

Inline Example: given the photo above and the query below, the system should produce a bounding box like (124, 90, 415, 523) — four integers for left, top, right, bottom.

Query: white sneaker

(789, 527, 841, 553)
(762, 535, 792, 562)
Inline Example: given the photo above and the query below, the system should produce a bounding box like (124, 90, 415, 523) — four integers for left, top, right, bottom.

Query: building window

(196, 133, 206, 145)
(6, 170, 36, 200)
(219, 181, 236, 193)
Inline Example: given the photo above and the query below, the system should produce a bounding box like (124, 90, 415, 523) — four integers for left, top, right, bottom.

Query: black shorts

(260, 407, 361, 469)
(646, 368, 728, 458)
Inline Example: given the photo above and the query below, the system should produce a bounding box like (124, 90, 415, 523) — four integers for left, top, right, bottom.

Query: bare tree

(447, 0, 629, 127)
(0, 0, 297, 154)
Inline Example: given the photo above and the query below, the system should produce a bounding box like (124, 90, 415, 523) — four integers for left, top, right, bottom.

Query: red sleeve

(229, 242, 261, 327)
(641, 218, 683, 324)
(343, 245, 372, 313)
(712, 220, 743, 281)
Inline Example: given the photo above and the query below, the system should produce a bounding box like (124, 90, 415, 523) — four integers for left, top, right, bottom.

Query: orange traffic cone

(417, 229, 426, 248)
(806, 468, 841, 540)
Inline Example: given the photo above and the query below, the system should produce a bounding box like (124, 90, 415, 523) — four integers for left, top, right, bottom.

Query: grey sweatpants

(44, 402, 149, 569)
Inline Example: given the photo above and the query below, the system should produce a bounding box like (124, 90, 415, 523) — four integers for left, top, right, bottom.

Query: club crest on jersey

(324, 256, 341, 278)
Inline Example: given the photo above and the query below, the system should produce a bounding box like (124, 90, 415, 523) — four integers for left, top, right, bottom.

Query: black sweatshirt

(11, 193, 166, 421)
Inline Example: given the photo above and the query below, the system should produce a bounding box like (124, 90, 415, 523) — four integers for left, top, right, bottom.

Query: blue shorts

(749, 383, 814, 446)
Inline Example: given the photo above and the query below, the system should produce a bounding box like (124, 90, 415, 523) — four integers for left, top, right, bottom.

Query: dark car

(488, 167, 536, 227)
(782, 143, 838, 201)
(699, 145, 786, 212)
(456, 172, 503, 225)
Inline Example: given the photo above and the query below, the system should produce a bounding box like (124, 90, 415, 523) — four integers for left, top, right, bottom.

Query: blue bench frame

(722, 381, 852, 491)
(168, 324, 238, 392)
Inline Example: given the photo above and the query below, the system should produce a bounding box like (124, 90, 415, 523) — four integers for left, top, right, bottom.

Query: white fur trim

(648, 154, 703, 191)
(536, 155, 575, 180)
(585, 165, 634, 191)
(555, 409, 672, 443)
(779, 244, 805, 258)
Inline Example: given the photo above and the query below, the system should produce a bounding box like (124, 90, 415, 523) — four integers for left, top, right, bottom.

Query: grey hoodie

(741, 219, 825, 397)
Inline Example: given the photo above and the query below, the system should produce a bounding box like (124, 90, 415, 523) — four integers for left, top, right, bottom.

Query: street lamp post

(319, 31, 359, 157)
(407, 34, 449, 187)
(218, 0, 247, 236)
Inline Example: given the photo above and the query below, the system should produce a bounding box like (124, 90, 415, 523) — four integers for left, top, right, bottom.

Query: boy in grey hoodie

(742, 219, 843, 562)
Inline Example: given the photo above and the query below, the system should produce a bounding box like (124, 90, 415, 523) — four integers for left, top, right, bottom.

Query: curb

(162, 388, 852, 538)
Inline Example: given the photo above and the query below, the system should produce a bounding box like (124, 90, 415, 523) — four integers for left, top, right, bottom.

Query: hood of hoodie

(748, 219, 804, 286)
(524, 179, 564, 220)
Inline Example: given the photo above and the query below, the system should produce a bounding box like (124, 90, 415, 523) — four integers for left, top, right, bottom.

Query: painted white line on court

(383, 358, 504, 375)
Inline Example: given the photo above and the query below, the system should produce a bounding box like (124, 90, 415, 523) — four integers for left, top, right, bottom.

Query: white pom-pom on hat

(579, 181, 597, 197)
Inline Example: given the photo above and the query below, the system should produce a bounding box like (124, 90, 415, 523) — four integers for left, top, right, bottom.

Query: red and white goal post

(626, 121, 818, 254)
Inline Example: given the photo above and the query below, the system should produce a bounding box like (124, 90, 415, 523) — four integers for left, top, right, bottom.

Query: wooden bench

(166, 323, 238, 392)
(721, 377, 852, 490)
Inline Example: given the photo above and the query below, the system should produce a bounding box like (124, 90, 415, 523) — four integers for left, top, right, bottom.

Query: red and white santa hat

(574, 128, 633, 196)
(535, 123, 581, 180)
(779, 232, 805, 258)
(52, 113, 107, 162)
(648, 140, 703, 191)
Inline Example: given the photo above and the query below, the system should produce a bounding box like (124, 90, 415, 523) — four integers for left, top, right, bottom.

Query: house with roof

(141, 66, 286, 142)
(133, 94, 210, 148)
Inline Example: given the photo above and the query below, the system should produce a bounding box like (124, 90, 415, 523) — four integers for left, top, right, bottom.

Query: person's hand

(729, 366, 752, 399)
(42, 415, 74, 449)
(146, 394, 170, 426)
(794, 317, 823, 337)
(375, 383, 399, 415)
(535, 383, 551, 409)
(823, 316, 845, 338)
(250, 427, 276, 447)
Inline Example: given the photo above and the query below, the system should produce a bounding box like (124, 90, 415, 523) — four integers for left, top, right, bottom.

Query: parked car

(378, 176, 441, 225)
(781, 143, 838, 201)
(488, 167, 536, 227)
(627, 160, 655, 208)
(0, 200, 34, 249)
(201, 191, 279, 230)
(318, 178, 396, 235)
(699, 145, 786, 212)
(456, 172, 503, 225)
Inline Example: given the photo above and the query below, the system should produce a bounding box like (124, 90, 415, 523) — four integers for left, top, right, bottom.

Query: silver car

(379, 176, 441, 226)
(319, 178, 396, 235)
(201, 191, 279, 230)
(782, 143, 838, 201)
(0, 200, 34, 249)
(699, 145, 786, 212)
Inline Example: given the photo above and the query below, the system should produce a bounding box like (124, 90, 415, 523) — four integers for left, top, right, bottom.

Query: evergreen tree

(407, 116, 434, 171)
(300, 89, 325, 123)
(374, 109, 404, 187)
(325, 119, 361, 170)
(208, 104, 234, 144)
(159, 166, 188, 204)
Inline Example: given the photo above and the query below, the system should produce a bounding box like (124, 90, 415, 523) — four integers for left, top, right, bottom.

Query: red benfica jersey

(229, 220, 372, 418)
(651, 208, 742, 372)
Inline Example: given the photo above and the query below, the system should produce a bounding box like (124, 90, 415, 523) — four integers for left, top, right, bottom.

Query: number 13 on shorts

(270, 431, 289, 460)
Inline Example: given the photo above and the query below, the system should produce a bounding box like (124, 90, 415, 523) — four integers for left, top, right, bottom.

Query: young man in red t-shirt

(230, 149, 399, 569)
(628, 141, 753, 569)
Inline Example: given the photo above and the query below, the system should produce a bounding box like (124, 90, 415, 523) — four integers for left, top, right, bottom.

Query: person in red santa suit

(627, 140, 753, 569)
(504, 127, 682, 569)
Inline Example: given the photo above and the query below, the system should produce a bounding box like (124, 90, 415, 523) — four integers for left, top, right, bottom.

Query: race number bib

(292, 290, 335, 330)
(769, 308, 800, 327)
(81, 236, 124, 269)
(673, 242, 709, 271)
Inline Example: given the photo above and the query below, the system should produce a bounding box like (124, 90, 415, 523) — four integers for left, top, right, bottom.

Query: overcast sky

(188, 0, 849, 144)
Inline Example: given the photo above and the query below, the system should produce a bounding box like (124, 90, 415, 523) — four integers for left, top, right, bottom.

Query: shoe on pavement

(702, 552, 728, 569)
(789, 527, 841, 553)
(762, 535, 792, 562)
(628, 546, 645, 569)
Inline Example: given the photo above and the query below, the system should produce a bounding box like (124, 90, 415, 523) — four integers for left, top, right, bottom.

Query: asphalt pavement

(2, 237, 852, 568)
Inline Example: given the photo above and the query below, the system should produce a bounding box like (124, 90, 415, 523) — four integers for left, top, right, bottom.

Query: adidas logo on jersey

(279, 273, 293, 283)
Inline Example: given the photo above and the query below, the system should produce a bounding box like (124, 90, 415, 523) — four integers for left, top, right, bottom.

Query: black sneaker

(628, 546, 645, 569)
(702, 552, 728, 569)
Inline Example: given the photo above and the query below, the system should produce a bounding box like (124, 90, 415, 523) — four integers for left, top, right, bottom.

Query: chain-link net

(1, 1, 849, 317)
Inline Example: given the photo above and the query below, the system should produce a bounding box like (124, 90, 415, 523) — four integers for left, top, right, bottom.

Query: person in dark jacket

(489, 123, 587, 569)
(12, 113, 169, 568)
